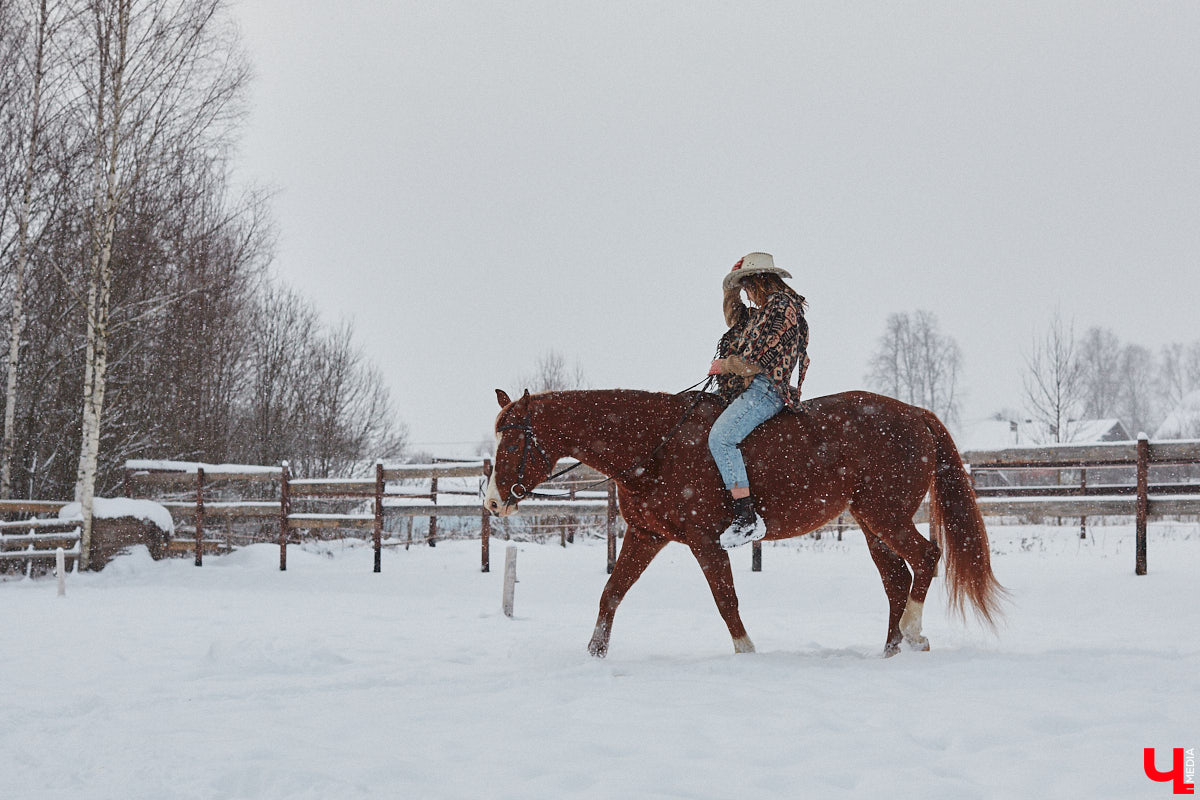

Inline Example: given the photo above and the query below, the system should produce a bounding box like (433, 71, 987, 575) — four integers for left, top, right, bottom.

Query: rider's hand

(708, 359, 724, 376)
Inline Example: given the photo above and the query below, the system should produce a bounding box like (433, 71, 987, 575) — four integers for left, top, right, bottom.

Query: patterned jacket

(715, 289, 810, 412)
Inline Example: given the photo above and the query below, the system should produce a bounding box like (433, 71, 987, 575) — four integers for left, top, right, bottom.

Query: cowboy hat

(722, 252, 793, 291)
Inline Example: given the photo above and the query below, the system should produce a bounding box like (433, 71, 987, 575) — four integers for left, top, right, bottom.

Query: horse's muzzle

(485, 496, 518, 517)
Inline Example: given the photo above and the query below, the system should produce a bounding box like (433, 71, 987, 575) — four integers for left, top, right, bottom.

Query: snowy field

(3, 522, 1197, 799)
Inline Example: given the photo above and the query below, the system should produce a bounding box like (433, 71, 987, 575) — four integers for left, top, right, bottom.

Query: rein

(496, 377, 714, 502)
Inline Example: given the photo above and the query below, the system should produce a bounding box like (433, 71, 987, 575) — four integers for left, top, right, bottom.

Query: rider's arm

(723, 287, 749, 328)
(723, 355, 761, 376)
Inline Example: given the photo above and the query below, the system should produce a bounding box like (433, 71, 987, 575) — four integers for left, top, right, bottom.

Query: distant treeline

(0, 1, 406, 502)
(867, 310, 1200, 441)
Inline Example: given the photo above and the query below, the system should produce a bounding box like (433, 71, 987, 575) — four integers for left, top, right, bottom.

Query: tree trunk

(1, 0, 50, 499)
(76, 13, 123, 568)
(75, 209, 115, 569)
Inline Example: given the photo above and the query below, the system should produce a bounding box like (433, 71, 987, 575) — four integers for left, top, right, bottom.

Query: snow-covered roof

(955, 417, 1130, 451)
(1155, 390, 1200, 439)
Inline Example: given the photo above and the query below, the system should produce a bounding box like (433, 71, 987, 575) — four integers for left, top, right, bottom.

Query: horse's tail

(922, 409, 1006, 627)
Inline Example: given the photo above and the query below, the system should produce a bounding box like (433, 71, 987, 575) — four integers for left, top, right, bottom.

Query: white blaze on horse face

(483, 433, 517, 516)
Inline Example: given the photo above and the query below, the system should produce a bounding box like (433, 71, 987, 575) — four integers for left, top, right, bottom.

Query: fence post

(279, 461, 290, 572)
(1079, 468, 1087, 540)
(606, 482, 617, 574)
(373, 462, 384, 573)
(752, 540, 762, 572)
(502, 545, 518, 617)
(428, 475, 438, 547)
(56, 547, 66, 597)
(194, 467, 205, 567)
(567, 480, 577, 544)
(481, 459, 491, 573)
(1135, 435, 1149, 575)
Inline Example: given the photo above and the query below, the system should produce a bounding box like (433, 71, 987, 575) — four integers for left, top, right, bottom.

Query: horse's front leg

(689, 536, 755, 654)
(588, 526, 668, 657)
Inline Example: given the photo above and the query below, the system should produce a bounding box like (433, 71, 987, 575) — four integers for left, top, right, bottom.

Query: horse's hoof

(587, 640, 608, 658)
(883, 640, 902, 658)
(732, 636, 756, 654)
(905, 634, 930, 652)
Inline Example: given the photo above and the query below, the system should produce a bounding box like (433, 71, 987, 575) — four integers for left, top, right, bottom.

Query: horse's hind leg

(588, 526, 668, 658)
(855, 514, 912, 658)
(858, 514, 941, 652)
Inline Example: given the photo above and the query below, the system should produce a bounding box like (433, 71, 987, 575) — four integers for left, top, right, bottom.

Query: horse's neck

(539, 390, 680, 478)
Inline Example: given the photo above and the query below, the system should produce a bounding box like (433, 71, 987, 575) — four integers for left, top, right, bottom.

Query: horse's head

(483, 388, 555, 516)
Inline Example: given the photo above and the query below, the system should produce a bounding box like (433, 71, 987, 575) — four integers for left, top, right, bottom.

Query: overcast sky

(230, 1, 1200, 453)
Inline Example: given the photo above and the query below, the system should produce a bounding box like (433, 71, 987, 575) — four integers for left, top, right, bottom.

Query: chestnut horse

(484, 388, 1003, 658)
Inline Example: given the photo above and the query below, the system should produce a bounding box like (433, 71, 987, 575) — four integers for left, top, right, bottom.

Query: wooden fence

(962, 437, 1200, 575)
(120, 458, 623, 574)
(2, 438, 1196, 576)
(0, 517, 81, 575)
(119, 439, 1200, 576)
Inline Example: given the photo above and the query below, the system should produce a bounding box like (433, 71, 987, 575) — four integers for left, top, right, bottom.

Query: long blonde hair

(742, 273, 807, 310)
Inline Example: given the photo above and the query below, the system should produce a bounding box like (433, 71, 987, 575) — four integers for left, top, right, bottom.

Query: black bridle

(494, 377, 714, 504)
(495, 409, 558, 502)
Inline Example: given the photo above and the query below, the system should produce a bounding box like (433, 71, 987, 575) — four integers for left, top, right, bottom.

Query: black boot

(720, 495, 764, 550)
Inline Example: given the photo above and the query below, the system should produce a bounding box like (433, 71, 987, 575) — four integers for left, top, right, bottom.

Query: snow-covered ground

(3, 522, 1196, 799)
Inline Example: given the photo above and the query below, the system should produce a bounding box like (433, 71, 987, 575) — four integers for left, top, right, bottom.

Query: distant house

(1155, 390, 1200, 440)
(955, 417, 1131, 452)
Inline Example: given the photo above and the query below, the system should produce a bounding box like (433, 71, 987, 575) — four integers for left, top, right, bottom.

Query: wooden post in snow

(428, 476, 438, 548)
(1079, 468, 1088, 540)
(502, 545, 518, 618)
(194, 467, 205, 567)
(481, 459, 492, 573)
(1135, 435, 1149, 575)
(373, 462, 384, 573)
(752, 539, 762, 572)
(279, 461, 291, 572)
(56, 547, 65, 597)
(606, 483, 617, 574)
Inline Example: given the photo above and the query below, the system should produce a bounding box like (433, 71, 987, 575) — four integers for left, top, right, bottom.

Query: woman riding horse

(708, 252, 811, 549)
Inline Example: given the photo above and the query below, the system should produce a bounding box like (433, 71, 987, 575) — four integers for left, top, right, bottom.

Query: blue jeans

(707, 374, 785, 491)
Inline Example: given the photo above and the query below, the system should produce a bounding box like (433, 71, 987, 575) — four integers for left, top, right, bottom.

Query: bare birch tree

(72, 0, 247, 567)
(866, 310, 962, 424)
(1022, 312, 1084, 443)
(1, 0, 73, 498)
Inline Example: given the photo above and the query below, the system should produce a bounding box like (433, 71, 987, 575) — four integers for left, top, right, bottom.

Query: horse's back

(740, 390, 937, 531)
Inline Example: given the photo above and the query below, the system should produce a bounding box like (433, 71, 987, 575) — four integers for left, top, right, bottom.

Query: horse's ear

(522, 388, 530, 400)
(496, 389, 511, 408)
